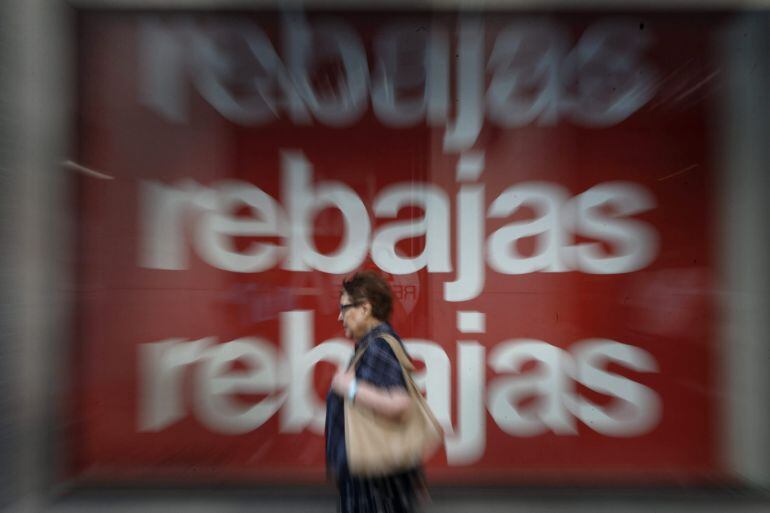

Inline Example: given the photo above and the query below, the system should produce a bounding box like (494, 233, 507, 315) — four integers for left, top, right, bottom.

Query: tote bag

(344, 334, 444, 476)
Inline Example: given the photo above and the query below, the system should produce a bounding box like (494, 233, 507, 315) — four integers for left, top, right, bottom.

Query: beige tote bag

(344, 334, 444, 477)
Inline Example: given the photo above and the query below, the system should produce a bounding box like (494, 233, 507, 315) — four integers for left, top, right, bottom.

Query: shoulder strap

(347, 334, 415, 373)
(379, 334, 424, 397)
(347, 340, 369, 370)
(378, 334, 415, 372)
(349, 333, 425, 398)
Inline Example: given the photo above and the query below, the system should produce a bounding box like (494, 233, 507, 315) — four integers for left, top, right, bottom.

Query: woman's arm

(331, 369, 411, 420)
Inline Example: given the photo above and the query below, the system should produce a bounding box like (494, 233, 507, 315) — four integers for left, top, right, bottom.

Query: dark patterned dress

(325, 322, 426, 513)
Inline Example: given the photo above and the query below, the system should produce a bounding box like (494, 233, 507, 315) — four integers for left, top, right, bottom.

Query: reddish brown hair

(341, 270, 393, 322)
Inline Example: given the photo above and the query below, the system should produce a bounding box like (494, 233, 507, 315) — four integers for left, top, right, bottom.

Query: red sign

(73, 11, 724, 484)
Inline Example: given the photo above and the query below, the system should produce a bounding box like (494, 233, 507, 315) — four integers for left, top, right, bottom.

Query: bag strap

(347, 341, 369, 371)
(381, 334, 444, 436)
(378, 334, 426, 398)
(347, 333, 415, 375)
(378, 334, 415, 372)
(350, 333, 444, 435)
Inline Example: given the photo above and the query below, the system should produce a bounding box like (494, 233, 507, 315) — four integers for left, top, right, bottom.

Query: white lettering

(195, 180, 284, 272)
(138, 312, 662, 461)
(569, 339, 661, 436)
(282, 150, 370, 274)
(487, 340, 576, 436)
(138, 17, 658, 141)
(487, 183, 570, 274)
(372, 184, 451, 274)
(280, 310, 352, 434)
(562, 182, 658, 274)
(196, 338, 284, 434)
(139, 158, 659, 300)
(138, 337, 213, 431)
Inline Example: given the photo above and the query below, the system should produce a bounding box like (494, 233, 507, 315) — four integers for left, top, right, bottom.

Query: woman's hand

(331, 369, 356, 397)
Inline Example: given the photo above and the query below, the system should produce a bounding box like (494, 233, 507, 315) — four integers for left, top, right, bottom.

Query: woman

(326, 270, 426, 513)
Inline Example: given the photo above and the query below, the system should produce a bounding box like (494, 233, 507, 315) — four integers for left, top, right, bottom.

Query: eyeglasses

(339, 302, 361, 314)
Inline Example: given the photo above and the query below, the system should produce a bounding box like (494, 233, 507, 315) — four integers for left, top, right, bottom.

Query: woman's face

(339, 292, 369, 340)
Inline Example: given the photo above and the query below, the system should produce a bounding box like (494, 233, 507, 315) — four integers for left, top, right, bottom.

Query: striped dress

(325, 323, 427, 513)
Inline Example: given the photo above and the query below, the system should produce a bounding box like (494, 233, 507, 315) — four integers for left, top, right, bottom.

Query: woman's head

(338, 270, 393, 339)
